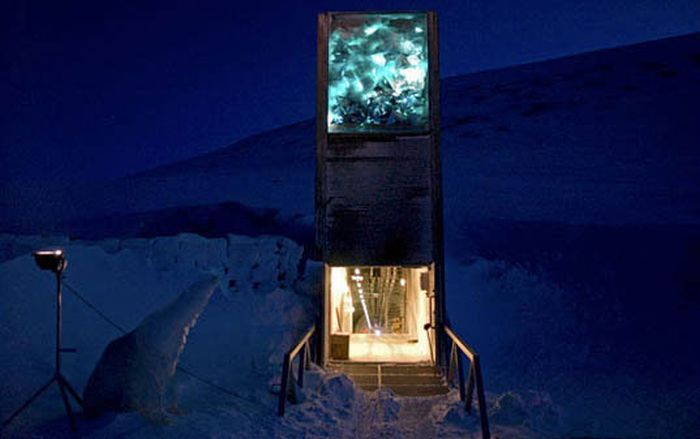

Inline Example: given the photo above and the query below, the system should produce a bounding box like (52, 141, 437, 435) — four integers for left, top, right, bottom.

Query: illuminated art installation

(317, 11, 443, 364)
(327, 13, 429, 133)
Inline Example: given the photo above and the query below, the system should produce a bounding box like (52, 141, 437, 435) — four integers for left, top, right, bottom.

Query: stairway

(328, 362, 450, 397)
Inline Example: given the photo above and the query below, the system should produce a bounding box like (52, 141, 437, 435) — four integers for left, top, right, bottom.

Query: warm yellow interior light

(329, 265, 432, 362)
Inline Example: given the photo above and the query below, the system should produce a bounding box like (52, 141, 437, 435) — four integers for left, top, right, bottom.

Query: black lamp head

(33, 248, 67, 273)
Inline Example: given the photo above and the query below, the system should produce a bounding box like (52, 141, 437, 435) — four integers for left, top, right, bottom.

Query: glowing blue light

(370, 53, 386, 66)
(328, 13, 429, 133)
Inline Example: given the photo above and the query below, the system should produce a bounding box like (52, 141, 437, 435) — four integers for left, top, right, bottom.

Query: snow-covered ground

(0, 234, 556, 438)
(0, 234, 315, 437)
(1, 33, 699, 437)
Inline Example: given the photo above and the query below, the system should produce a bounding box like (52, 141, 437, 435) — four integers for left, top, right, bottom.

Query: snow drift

(82, 276, 219, 419)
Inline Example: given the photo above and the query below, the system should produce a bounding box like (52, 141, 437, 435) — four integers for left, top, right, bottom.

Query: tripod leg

(1, 377, 55, 428)
(57, 381, 77, 432)
(58, 375, 83, 407)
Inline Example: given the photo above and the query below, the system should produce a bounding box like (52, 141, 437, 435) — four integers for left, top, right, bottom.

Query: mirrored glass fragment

(328, 13, 429, 133)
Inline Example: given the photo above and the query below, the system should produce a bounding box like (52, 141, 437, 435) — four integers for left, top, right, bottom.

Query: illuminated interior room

(328, 266, 434, 362)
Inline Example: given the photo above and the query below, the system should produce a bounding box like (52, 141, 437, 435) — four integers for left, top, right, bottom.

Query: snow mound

(374, 388, 401, 422)
(82, 276, 219, 418)
(432, 391, 560, 439)
(490, 391, 559, 432)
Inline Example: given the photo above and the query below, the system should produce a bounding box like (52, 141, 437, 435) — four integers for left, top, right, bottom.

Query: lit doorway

(327, 266, 434, 362)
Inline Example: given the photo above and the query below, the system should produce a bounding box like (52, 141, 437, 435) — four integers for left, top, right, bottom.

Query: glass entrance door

(329, 265, 433, 362)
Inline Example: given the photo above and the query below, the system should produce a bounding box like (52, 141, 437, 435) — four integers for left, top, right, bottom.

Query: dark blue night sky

(1, 3, 700, 437)
(2, 0, 698, 181)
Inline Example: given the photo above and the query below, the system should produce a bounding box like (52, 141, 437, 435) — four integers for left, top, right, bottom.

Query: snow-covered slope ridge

(1, 33, 698, 234)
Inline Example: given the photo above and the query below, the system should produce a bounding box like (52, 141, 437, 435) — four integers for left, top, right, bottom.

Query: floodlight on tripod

(1, 248, 83, 432)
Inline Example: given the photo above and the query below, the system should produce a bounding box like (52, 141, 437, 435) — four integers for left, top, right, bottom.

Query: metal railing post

(473, 355, 490, 439)
(465, 363, 475, 413)
(305, 340, 312, 367)
(443, 325, 490, 439)
(298, 344, 306, 388)
(447, 342, 456, 383)
(277, 324, 316, 417)
(278, 353, 291, 416)
(456, 350, 466, 402)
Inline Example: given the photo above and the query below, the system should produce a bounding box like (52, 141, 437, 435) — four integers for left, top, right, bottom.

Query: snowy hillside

(1, 33, 699, 437)
(131, 31, 700, 227)
(1, 33, 698, 235)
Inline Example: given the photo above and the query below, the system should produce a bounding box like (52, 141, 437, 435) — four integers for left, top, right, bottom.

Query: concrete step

(382, 364, 437, 375)
(382, 374, 444, 386)
(386, 384, 450, 397)
(328, 362, 450, 397)
(327, 363, 379, 374)
(348, 374, 378, 386)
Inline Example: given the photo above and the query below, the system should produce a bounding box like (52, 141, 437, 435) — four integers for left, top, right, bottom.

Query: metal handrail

(444, 325, 490, 439)
(277, 324, 316, 416)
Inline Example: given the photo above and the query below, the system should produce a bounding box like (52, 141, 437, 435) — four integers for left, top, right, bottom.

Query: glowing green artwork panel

(328, 13, 429, 133)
